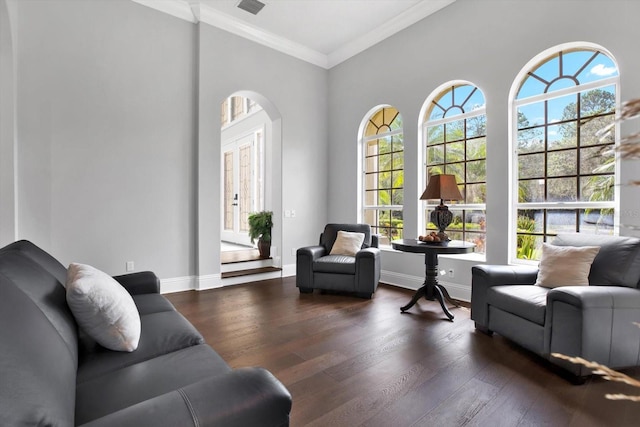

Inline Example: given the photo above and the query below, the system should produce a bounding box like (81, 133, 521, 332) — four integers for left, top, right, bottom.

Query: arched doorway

(219, 91, 283, 281)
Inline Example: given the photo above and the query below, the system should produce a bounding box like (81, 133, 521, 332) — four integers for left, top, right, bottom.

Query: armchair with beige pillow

(471, 233, 640, 381)
(296, 223, 381, 299)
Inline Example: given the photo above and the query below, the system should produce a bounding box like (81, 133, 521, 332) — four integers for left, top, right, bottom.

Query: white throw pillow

(66, 263, 141, 352)
(330, 231, 366, 256)
(535, 243, 601, 288)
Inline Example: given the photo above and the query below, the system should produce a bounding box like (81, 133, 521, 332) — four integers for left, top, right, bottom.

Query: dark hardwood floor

(166, 277, 640, 426)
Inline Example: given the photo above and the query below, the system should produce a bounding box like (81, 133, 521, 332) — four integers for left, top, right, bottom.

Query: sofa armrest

(113, 271, 160, 295)
(545, 286, 640, 375)
(470, 264, 539, 328)
(78, 368, 291, 427)
(296, 245, 326, 289)
(355, 247, 381, 295)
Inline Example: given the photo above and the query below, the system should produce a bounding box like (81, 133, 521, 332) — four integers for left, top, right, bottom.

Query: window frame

(509, 45, 620, 264)
(420, 82, 487, 254)
(359, 106, 404, 246)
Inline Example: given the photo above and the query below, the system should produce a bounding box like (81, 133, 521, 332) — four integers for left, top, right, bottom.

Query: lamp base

(430, 204, 453, 241)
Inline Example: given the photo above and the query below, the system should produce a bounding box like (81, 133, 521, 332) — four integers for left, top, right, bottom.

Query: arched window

(361, 106, 404, 245)
(512, 45, 619, 261)
(422, 83, 487, 253)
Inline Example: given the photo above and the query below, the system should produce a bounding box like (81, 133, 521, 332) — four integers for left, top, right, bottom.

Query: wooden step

(221, 266, 282, 279)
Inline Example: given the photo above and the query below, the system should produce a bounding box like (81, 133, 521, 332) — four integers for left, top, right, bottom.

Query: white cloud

(590, 63, 617, 76)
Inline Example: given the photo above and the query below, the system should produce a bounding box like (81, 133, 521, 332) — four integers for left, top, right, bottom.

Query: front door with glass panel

(222, 129, 264, 246)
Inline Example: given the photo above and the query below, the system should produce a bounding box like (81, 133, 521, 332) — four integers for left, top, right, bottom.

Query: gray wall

(328, 0, 640, 297)
(11, 0, 197, 278)
(1, 0, 327, 281)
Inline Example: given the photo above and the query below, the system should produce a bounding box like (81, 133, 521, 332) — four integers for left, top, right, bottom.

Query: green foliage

(248, 211, 273, 243)
(516, 215, 541, 260)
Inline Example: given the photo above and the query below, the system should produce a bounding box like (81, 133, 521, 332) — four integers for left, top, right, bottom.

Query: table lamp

(420, 174, 463, 240)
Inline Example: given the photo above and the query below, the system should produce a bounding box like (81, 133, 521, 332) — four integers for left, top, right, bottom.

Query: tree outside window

(423, 83, 487, 253)
(362, 107, 404, 245)
(513, 48, 619, 260)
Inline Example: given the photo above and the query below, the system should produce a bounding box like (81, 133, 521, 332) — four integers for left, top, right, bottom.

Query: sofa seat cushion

(132, 293, 176, 315)
(487, 285, 549, 326)
(314, 255, 356, 274)
(75, 344, 230, 425)
(77, 310, 204, 382)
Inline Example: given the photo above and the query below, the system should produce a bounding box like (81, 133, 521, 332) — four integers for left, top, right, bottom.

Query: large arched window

(422, 83, 487, 253)
(512, 45, 619, 261)
(360, 106, 404, 245)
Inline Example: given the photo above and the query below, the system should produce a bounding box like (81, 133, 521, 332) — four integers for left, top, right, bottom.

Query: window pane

(581, 175, 614, 202)
(379, 154, 391, 171)
(517, 210, 543, 233)
(581, 115, 615, 146)
(444, 163, 463, 182)
(519, 180, 544, 203)
(466, 116, 486, 138)
(427, 146, 444, 164)
(547, 209, 577, 234)
(548, 123, 576, 150)
(580, 86, 616, 117)
(518, 103, 544, 128)
(392, 134, 403, 152)
(580, 209, 614, 232)
(465, 183, 486, 204)
(580, 146, 609, 175)
(518, 127, 544, 153)
(445, 141, 464, 162)
(519, 153, 545, 179)
(427, 125, 444, 145)
(466, 137, 486, 160)
(516, 210, 543, 260)
(445, 120, 465, 142)
(466, 160, 486, 183)
(547, 94, 578, 122)
(547, 150, 576, 177)
(378, 136, 391, 154)
(547, 177, 577, 201)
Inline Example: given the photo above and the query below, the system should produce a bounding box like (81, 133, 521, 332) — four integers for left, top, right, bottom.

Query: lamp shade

(420, 174, 463, 201)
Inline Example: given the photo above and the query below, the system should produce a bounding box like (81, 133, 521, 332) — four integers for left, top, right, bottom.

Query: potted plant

(248, 211, 273, 258)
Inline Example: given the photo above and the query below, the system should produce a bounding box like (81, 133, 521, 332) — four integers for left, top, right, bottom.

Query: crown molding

(198, 4, 329, 68)
(131, 0, 197, 23)
(327, 0, 457, 68)
(130, 0, 456, 69)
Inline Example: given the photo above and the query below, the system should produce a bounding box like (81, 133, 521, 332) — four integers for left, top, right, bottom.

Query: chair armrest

(296, 245, 327, 289)
(371, 234, 379, 248)
(471, 264, 539, 328)
(546, 286, 640, 374)
(78, 368, 292, 427)
(113, 271, 160, 295)
(355, 247, 381, 294)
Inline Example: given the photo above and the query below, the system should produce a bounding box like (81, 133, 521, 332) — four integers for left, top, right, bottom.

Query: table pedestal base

(400, 251, 459, 321)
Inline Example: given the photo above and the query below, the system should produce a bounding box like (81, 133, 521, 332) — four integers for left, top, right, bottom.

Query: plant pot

(258, 239, 271, 259)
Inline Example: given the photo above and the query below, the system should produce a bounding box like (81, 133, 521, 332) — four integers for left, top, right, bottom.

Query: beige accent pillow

(66, 263, 141, 352)
(535, 243, 601, 288)
(330, 231, 366, 256)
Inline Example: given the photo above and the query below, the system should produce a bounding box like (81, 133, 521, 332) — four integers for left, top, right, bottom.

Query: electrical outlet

(448, 268, 455, 278)
(126, 261, 135, 272)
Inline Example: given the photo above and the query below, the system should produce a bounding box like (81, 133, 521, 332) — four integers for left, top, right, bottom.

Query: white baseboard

(282, 263, 296, 277)
(160, 276, 195, 294)
(380, 269, 470, 302)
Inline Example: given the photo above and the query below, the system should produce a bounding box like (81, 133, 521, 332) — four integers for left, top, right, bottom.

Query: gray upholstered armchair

(296, 223, 381, 299)
(471, 234, 640, 380)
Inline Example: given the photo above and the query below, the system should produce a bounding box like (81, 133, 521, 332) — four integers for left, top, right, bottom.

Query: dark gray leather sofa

(296, 223, 380, 298)
(0, 240, 291, 426)
(471, 234, 640, 379)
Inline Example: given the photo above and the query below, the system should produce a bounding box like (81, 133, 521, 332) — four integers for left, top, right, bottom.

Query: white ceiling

(132, 0, 456, 68)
